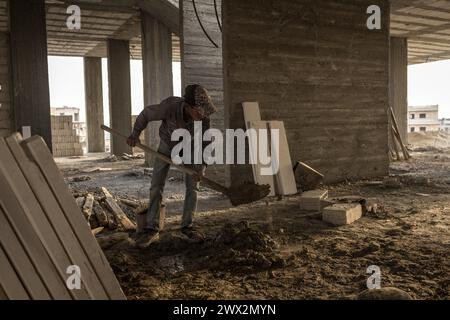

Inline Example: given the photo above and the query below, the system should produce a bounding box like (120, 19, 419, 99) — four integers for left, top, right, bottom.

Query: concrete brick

(322, 203, 362, 226)
(300, 189, 328, 211)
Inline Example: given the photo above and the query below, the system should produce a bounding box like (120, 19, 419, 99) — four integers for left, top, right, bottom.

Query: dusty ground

(57, 148, 450, 300)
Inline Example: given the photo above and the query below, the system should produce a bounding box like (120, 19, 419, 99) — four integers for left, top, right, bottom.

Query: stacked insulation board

(51, 115, 83, 157)
(242, 102, 297, 196)
(0, 133, 125, 300)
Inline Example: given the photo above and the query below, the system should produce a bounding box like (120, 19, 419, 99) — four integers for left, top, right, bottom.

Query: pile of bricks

(299, 189, 364, 226)
(51, 116, 83, 157)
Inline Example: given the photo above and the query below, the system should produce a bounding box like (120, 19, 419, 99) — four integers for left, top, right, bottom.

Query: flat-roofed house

(408, 105, 440, 133)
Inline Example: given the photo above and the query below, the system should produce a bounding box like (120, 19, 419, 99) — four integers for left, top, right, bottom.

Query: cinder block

(300, 189, 328, 211)
(322, 203, 362, 226)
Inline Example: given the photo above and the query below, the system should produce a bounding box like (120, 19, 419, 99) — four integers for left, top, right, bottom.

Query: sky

(408, 59, 450, 119)
(48, 57, 450, 123)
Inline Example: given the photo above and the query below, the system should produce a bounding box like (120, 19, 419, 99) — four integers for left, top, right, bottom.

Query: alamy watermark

(66, 5, 81, 30)
(366, 265, 381, 289)
(170, 122, 281, 176)
(367, 5, 381, 30)
(66, 265, 81, 290)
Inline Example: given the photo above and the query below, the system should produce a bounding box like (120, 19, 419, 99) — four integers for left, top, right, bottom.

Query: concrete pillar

(390, 37, 408, 144)
(107, 39, 132, 156)
(141, 11, 173, 165)
(84, 57, 105, 153)
(9, 0, 52, 149)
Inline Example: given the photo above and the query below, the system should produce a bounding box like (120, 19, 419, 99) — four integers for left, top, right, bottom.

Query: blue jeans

(146, 141, 201, 231)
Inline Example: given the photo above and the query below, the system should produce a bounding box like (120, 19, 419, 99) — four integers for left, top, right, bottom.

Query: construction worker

(127, 84, 217, 248)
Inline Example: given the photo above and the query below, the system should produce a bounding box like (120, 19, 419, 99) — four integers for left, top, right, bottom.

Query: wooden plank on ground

(0, 139, 72, 299)
(83, 194, 94, 221)
(5, 134, 106, 299)
(0, 230, 32, 300)
(102, 187, 136, 231)
(21, 136, 125, 300)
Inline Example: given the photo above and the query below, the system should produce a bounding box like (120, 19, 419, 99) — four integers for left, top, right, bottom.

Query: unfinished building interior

(0, 0, 449, 300)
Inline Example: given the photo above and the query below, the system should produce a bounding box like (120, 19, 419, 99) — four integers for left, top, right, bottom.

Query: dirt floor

(57, 146, 450, 300)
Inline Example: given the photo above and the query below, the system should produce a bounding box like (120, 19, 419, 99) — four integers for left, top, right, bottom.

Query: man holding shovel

(127, 84, 217, 248)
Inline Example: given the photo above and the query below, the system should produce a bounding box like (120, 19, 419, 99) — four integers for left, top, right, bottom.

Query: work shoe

(135, 230, 160, 249)
(181, 226, 205, 243)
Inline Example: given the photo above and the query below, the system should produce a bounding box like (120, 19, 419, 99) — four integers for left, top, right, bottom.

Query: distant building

(51, 106, 80, 121)
(408, 105, 440, 133)
(441, 118, 450, 133)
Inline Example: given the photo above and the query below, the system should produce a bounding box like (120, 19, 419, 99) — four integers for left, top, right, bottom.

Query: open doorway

(48, 56, 182, 157)
(408, 59, 450, 150)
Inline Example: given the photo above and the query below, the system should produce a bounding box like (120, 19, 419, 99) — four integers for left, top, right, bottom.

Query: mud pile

(204, 221, 286, 272)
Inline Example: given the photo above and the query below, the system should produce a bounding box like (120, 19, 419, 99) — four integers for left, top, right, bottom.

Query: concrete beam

(107, 39, 132, 156)
(10, 0, 52, 149)
(141, 11, 173, 165)
(390, 37, 408, 144)
(62, 0, 180, 35)
(84, 57, 105, 153)
(137, 0, 180, 36)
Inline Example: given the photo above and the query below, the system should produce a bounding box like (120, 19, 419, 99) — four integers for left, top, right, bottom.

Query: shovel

(101, 125, 270, 206)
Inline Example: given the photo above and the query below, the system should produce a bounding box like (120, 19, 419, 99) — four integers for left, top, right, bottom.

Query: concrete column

(84, 57, 105, 153)
(107, 39, 132, 156)
(390, 37, 408, 144)
(9, 0, 52, 149)
(141, 11, 173, 165)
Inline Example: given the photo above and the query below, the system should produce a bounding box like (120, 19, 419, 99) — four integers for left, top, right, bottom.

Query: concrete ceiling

(44, 0, 180, 61)
(0, 0, 180, 61)
(2, 0, 450, 65)
(391, 0, 450, 64)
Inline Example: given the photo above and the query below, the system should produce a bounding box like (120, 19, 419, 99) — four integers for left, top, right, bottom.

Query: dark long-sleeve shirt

(131, 96, 211, 153)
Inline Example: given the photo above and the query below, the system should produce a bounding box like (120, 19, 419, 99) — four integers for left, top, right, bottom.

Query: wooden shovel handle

(101, 125, 229, 195)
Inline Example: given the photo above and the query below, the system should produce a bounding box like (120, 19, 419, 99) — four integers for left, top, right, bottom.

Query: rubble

(382, 177, 403, 189)
(105, 155, 118, 162)
(72, 187, 141, 234)
(121, 153, 145, 160)
(102, 187, 136, 231)
(82, 193, 94, 221)
(70, 175, 92, 182)
(91, 227, 104, 236)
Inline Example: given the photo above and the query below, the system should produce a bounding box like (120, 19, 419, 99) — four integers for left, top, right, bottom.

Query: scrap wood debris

(73, 187, 141, 236)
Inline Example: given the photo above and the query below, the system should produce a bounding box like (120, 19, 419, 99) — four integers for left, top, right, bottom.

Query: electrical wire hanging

(214, 0, 222, 33)
(192, 0, 219, 48)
